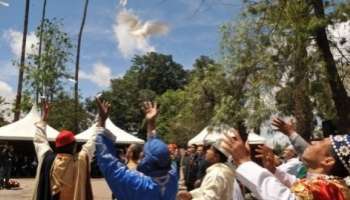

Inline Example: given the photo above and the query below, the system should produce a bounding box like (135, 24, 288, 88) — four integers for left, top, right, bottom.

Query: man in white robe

(177, 136, 243, 200)
(222, 128, 350, 200)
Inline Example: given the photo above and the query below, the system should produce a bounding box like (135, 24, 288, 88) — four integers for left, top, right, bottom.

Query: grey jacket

(289, 132, 309, 156)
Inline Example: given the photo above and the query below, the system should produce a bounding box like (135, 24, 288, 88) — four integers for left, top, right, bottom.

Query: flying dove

(120, 0, 127, 7)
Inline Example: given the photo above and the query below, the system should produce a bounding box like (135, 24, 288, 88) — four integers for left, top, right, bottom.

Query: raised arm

(272, 117, 309, 156)
(222, 130, 297, 200)
(81, 97, 115, 159)
(142, 101, 158, 139)
(95, 134, 154, 199)
(34, 100, 52, 161)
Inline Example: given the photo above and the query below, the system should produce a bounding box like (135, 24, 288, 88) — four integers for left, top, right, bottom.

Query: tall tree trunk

(74, 0, 89, 132)
(14, 0, 30, 121)
(292, 36, 314, 141)
(36, 0, 47, 104)
(310, 0, 350, 133)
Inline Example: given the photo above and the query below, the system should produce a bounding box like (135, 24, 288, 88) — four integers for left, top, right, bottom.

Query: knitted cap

(330, 134, 350, 174)
(55, 130, 76, 148)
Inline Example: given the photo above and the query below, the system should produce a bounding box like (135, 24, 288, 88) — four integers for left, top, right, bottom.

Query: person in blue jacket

(94, 100, 178, 200)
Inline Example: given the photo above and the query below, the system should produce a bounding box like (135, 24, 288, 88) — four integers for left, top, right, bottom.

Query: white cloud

(80, 62, 115, 87)
(0, 80, 15, 121)
(113, 9, 169, 58)
(0, 80, 15, 101)
(0, 61, 17, 81)
(3, 29, 38, 58)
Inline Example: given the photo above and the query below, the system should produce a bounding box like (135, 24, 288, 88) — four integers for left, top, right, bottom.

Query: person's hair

(322, 120, 337, 137)
(330, 148, 348, 178)
(129, 144, 143, 161)
(55, 142, 76, 154)
(212, 146, 228, 163)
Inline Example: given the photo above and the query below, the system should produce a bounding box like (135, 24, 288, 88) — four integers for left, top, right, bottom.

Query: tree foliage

(212, 0, 350, 139)
(25, 18, 73, 101)
(48, 92, 91, 132)
(95, 52, 188, 140)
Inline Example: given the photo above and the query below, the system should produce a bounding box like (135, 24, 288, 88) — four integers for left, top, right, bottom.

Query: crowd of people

(0, 144, 37, 189)
(1, 96, 350, 200)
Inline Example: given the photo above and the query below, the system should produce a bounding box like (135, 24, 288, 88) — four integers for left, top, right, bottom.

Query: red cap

(55, 130, 76, 148)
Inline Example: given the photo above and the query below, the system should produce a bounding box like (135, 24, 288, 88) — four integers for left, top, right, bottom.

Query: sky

(0, 0, 243, 102)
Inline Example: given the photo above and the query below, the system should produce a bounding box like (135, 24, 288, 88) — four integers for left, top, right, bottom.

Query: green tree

(14, 0, 30, 121)
(216, 0, 350, 139)
(100, 52, 189, 139)
(0, 97, 9, 126)
(48, 92, 91, 132)
(25, 18, 73, 101)
(74, 0, 89, 132)
(131, 52, 188, 95)
(36, 0, 48, 103)
(157, 59, 226, 145)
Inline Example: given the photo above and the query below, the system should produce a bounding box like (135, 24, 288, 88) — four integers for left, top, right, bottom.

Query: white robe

(277, 157, 303, 176)
(236, 161, 297, 200)
(190, 162, 243, 200)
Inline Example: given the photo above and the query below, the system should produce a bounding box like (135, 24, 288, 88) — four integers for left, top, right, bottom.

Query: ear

(321, 156, 336, 170)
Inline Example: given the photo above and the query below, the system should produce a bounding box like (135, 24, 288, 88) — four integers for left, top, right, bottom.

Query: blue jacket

(95, 134, 178, 200)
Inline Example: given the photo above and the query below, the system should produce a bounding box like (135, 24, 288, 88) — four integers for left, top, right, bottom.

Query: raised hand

(177, 191, 192, 200)
(255, 145, 277, 173)
(96, 97, 111, 127)
(142, 101, 158, 122)
(222, 129, 251, 166)
(142, 101, 158, 137)
(41, 99, 50, 122)
(272, 117, 295, 137)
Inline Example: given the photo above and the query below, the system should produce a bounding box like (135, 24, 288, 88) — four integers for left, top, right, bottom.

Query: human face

(188, 145, 196, 155)
(302, 138, 332, 169)
(196, 146, 204, 156)
(205, 146, 218, 165)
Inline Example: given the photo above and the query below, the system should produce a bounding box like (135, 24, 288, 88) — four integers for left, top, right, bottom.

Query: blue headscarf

(137, 137, 171, 177)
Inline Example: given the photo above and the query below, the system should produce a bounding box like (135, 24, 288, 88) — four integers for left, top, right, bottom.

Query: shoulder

(205, 163, 234, 180)
(292, 176, 349, 199)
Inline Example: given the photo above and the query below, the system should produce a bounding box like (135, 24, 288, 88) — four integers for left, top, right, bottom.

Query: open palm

(143, 101, 158, 121)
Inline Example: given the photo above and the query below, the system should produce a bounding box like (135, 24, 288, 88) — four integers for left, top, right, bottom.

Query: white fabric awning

(188, 126, 227, 146)
(188, 126, 268, 146)
(0, 106, 59, 141)
(76, 118, 144, 144)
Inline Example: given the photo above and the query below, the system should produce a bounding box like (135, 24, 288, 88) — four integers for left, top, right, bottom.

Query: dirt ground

(0, 178, 112, 200)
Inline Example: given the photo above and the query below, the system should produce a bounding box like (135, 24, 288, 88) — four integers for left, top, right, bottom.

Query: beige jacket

(190, 163, 236, 200)
(32, 122, 101, 200)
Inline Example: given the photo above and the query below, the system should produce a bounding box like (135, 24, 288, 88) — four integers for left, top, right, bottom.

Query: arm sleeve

(289, 132, 309, 156)
(80, 126, 116, 160)
(274, 168, 298, 188)
(189, 173, 228, 200)
(95, 134, 154, 199)
(236, 161, 297, 200)
(33, 121, 52, 161)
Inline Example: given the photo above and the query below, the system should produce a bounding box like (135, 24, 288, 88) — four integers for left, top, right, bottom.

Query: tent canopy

(0, 106, 59, 141)
(188, 125, 268, 146)
(188, 126, 229, 146)
(76, 118, 144, 144)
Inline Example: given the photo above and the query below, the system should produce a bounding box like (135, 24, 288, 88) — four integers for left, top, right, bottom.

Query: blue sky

(0, 0, 243, 100)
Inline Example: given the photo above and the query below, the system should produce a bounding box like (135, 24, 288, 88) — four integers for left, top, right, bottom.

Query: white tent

(76, 118, 144, 144)
(0, 106, 59, 141)
(188, 126, 227, 145)
(188, 126, 269, 146)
